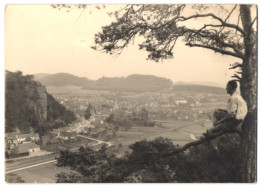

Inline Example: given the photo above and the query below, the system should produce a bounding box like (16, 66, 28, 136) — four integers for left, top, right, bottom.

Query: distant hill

(174, 81, 224, 88)
(86, 74, 173, 91)
(34, 73, 173, 92)
(33, 73, 50, 80)
(34, 72, 225, 94)
(34, 73, 93, 87)
(171, 84, 226, 95)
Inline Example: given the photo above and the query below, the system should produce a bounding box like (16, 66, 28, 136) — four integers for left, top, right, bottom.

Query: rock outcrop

(24, 82, 48, 122)
(5, 71, 76, 133)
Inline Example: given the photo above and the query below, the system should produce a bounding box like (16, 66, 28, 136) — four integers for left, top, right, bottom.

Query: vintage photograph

(4, 4, 257, 183)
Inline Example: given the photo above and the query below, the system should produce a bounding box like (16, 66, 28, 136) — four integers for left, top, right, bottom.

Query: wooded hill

(5, 71, 77, 134)
(34, 73, 173, 92)
(34, 72, 226, 94)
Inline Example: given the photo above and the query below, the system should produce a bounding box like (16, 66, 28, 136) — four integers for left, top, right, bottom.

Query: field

(111, 119, 212, 155)
(6, 162, 71, 183)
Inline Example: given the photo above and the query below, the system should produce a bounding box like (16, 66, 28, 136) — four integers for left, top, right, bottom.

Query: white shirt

(227, 91, 248, 120)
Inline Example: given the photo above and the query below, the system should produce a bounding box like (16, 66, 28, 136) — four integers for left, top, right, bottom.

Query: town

(5, 87, 228, 160)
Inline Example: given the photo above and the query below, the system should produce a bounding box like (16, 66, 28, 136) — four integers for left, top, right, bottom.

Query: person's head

(226, 80, 237, 95)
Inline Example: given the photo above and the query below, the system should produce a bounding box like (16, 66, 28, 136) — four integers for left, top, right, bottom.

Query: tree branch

(224, 5, 237, 22)
(219, 5, 237, 34)
(250, 16, 257, 29)
(232, 74, 242, 80)
(164, 130, 241, 157)
(73, 6, 87, 27)
(185, 27, 245, 57)
(178, 13, 245, 35)
(229, 63, 242, 70)
(186, 43, 244, 59)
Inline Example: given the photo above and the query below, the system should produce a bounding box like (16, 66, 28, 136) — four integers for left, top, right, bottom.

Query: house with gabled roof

(59, 131, 77, 140)
(18, 142, 40, 153)
(6, 142, 40, 158)
(6, 132, 40, 145)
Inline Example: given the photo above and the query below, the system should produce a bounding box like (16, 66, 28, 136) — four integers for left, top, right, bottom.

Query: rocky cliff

(5, 71, 76, 134)
(24, 82, 48, 122)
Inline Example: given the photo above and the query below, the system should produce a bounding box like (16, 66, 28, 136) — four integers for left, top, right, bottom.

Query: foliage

(47, 93, 77, 125)
(106, 107, 155, 130)
(5, 71, 77, 134)
(92, 5, 257, 89)
(55, 136, 241, 182)
(56, 145, 113, 182)
(84, 104, 92, 120)
(174, 134, 242, 182)
(5, 71, 39, 133)
(94, 5, 246, 63)
(5, 174, 25, 183)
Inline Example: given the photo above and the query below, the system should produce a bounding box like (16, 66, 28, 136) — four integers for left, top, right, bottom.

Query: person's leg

(220, 118, 243, 132)
(208, 118, 241, 136)
(213, 109, 220, 125)
(213, 109, 228, 126)
(203, 115, 232, 149)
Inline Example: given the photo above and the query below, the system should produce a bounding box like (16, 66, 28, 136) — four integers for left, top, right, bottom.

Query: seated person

(206, 80, 248, 135)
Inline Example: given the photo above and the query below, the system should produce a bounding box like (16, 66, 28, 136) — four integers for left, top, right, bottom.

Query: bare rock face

(24, 82, 48, 122)
(35, 86, 48, 121)
(5, 71, 76, 133)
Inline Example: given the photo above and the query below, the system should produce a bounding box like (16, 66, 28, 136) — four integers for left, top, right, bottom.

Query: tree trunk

(239, 5, 257, 183)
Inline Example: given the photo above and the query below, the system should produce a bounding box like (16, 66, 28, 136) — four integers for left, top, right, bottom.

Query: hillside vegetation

(5, 71, 76, 134)
(56, 135, 241, 183)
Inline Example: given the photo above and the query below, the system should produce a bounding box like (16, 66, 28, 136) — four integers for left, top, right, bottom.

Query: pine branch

(178, 13, 245, 35)
(185, 28, 244, 57)
(250, 16, 257, 29)
(232, 74, 242, 80)
(186, 43, 244, 59)
(224, 5, 237, 22)
(229, 63, 242, 70)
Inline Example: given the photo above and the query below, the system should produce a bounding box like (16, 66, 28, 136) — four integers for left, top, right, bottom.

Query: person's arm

(214, 96, 238, 125)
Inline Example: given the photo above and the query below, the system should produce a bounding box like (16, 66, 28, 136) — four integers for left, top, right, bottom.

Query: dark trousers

(209, 109, 243, 149)
(212, 109, 242, 133)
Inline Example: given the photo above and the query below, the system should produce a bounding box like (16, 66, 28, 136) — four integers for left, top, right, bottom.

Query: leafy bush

(55, 135, 242, 183)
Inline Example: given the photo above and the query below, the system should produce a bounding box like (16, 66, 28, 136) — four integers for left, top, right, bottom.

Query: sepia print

(4, 4, 257, 183)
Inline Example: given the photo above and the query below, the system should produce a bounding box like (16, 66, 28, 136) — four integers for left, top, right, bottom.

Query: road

(77, 134, 112, 147)
(5, 134, 112, 175)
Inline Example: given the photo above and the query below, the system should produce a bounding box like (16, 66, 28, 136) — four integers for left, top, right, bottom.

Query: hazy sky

(5, 4, 241, 87)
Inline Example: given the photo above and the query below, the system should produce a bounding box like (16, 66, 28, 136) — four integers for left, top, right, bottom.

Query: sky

(4, 4, 243, 87)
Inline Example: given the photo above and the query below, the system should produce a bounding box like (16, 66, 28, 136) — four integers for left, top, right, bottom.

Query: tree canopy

(93, 5, 256, 80)
(55, 136, 242, 182)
